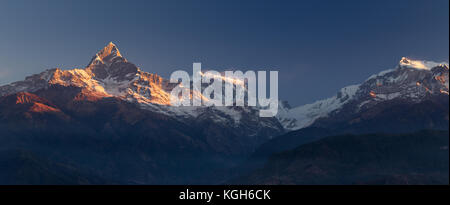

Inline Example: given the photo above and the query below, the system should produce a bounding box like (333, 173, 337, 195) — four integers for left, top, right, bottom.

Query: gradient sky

(0, 0, 448, 106)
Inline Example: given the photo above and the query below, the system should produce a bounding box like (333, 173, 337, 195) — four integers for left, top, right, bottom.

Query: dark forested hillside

(232, 130, 449, 185)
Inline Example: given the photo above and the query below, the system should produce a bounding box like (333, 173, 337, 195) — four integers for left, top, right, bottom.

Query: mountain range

(0, 43, 448, 184)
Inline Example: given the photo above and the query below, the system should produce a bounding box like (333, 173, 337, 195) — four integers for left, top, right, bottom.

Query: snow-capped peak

(88, 42, 126, 67)
(100, 42, 122, 58)
(277, 57, 449, 130)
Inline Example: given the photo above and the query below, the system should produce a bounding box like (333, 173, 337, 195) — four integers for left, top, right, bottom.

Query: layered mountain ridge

(0, 43, 283, 136)
(232, 130, 449, 185)
(0, 42, 173, 106)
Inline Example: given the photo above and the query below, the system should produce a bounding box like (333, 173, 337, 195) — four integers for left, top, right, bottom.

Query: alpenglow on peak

(399, 57, 448, 70)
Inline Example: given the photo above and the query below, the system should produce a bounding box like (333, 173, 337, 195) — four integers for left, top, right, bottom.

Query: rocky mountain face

(231, 130, 449, 185)
(229, 93, 449, 181)
(0, 42, 448, 184)
(0, 42, 284, 147)
(229, 58, 449, 183)
(248, 56, 450, 184)
(0, 43, 173, 105)
(1, 43, 447, 135)
(277, 57, 449, 131)
(0, 43, 284, 184)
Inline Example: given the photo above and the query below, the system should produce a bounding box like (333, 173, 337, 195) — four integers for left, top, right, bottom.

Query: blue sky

(0, 0, 448, 106)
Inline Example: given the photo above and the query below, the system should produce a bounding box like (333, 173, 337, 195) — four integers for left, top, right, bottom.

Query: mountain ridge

(231, 130, 449, 185)
(0, 43, 448, 185)
(0, 43, 284, 138)
(0, 43, 448, 140)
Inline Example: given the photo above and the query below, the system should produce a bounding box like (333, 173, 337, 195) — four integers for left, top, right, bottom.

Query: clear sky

(0, 0, 448, 106)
